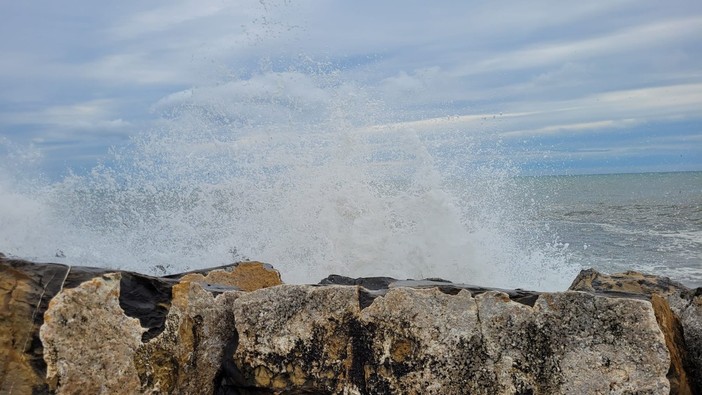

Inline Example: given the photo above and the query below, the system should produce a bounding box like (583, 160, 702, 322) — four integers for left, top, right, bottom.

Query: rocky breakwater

(0, 253, 699, 394)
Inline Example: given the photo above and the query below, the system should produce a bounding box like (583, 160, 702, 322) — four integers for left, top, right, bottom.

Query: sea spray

(0, 68, 577, 290)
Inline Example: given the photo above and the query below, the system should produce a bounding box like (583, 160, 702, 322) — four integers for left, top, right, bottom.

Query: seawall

(1, 254, 700, 394)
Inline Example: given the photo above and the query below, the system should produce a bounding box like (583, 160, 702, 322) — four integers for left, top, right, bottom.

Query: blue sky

(1, 0, 701, 178)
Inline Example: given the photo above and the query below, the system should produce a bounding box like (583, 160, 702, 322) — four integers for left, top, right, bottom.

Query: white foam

(0, 70, 578, 291)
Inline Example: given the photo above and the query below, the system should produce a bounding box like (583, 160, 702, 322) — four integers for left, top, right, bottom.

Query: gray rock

(1, 259, 686, 394)
(229, 285, 670, 394)
(680, 294, 702, 392)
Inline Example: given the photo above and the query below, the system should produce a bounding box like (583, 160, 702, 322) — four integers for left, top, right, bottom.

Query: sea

(1, 143, 700, 293)
(519, 171, 702, 288)
(0, 69, 700, 292)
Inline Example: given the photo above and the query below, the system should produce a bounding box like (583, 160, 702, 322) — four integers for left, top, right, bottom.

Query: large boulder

(570, 268, 701, 394)
(229, 285, 670, 394)
(0, 256, 279, 394)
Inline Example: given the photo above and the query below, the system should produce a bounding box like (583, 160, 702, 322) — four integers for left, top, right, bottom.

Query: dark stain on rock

(119, 272, 173, 342)
(358, 288, 384, 310)
(347, 318, 375, 392)
(214, 313, 257, 395)
(320, 274, 398, 290)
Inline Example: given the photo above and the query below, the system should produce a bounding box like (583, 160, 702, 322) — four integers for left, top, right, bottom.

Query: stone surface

(0, 258, 106, 394)
(651, 294, 694, 395)
(680, 293, 702, 392)
(36, 271, 244, 394)
(229, 285, 671, 394)
(569, 268, 689, 300)
(0, 261, 55, 394)
(3, 258, 699, 394)
(40, 273, 145, 394)
(570, 268, 702, 393)
(0, 256, 260, 394)
(179, 261, 282, 292)
(133, 281, 241, 394)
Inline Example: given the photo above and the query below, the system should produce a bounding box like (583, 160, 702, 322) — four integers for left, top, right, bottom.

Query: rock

(0, 256, 267, 394)
(40, 273, 145, 394)
(569, 268, 702, 393)
(569, 268, 689, 301)
(178, 261, 282, 291)
(229, 285, 670, 394)
(680, 293, 702, 392)
(651, 294, 694, 395)
(2, 258, 697, 394)
(0, 258, 107, 394)
(133, 281, 241, 394)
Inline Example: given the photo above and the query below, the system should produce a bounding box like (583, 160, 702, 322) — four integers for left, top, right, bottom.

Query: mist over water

(0, 66, 578, 290)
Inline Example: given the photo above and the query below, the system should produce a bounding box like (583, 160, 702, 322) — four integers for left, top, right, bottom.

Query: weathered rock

(651, 294, 694, 395)
(319, 275, 542, 307)
(680, 293, 702, 392)
(133, 281, 241, 394)
(0, 258, 107, 394)
(179, 261, 282, 292)
(0, 256, 265, 394)
(37, 272, 245, 394)
(230, 285, 670, 394)
(569, 268, 690, 302)
(570, 268, 702, 393)
(40, 273, 145, 393)
(3, 258, 699, 394)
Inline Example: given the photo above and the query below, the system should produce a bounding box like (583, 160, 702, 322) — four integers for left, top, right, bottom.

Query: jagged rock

(651, 294, 694, 395)
(229, 285, 670, 394)
(680, 293, 702, 392)
(0, 256, 262, 394)
(569, 268, 689, 301)
(133, 281, 241, 394)
(38, 272, 245, 394)
(40, 273, 145, 393)
(319, 275, 541, 307)
(2, 258, 698, 394)
(179, 261, 282, 291)
(570, 268, 702, 393)
(0, 258, 107, 394)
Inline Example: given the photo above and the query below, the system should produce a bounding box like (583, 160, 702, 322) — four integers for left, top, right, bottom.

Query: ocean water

(520, 172, 702, 288)
(1, 69, 700, 291)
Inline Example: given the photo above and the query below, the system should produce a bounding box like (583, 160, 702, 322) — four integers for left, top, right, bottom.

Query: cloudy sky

(1, 0, 701, 179)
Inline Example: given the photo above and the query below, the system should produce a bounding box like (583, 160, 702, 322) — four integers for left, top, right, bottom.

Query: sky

(1, 0, 701, 179)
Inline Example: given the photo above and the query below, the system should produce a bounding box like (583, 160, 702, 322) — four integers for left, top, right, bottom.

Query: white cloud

(109, 1, 234, 40)
(1, 0, 701, 175)
(453, 16, 702, 76)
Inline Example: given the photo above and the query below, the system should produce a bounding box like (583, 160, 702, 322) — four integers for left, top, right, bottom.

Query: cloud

(454, 16, 702, 76)
(0, 0, 700, 176)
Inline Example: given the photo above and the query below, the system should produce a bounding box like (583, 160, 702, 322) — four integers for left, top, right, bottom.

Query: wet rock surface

(1, 256, 700, 394)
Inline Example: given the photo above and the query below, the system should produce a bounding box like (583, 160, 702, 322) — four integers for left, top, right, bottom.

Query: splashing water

(0, 68, 577, 291)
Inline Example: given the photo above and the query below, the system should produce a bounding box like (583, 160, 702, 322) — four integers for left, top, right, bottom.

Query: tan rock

(133, 281, 241, 394)
(232, 285, 361, 392)
(40, 273, 145, 394)
(569, 268, 687, 298)
(569, 268, 701, 392)
(651, 294, 693, 395)
(229, 285, 671, 394)
(0, 260, 72, 394)
(180, 261, 282, 291)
